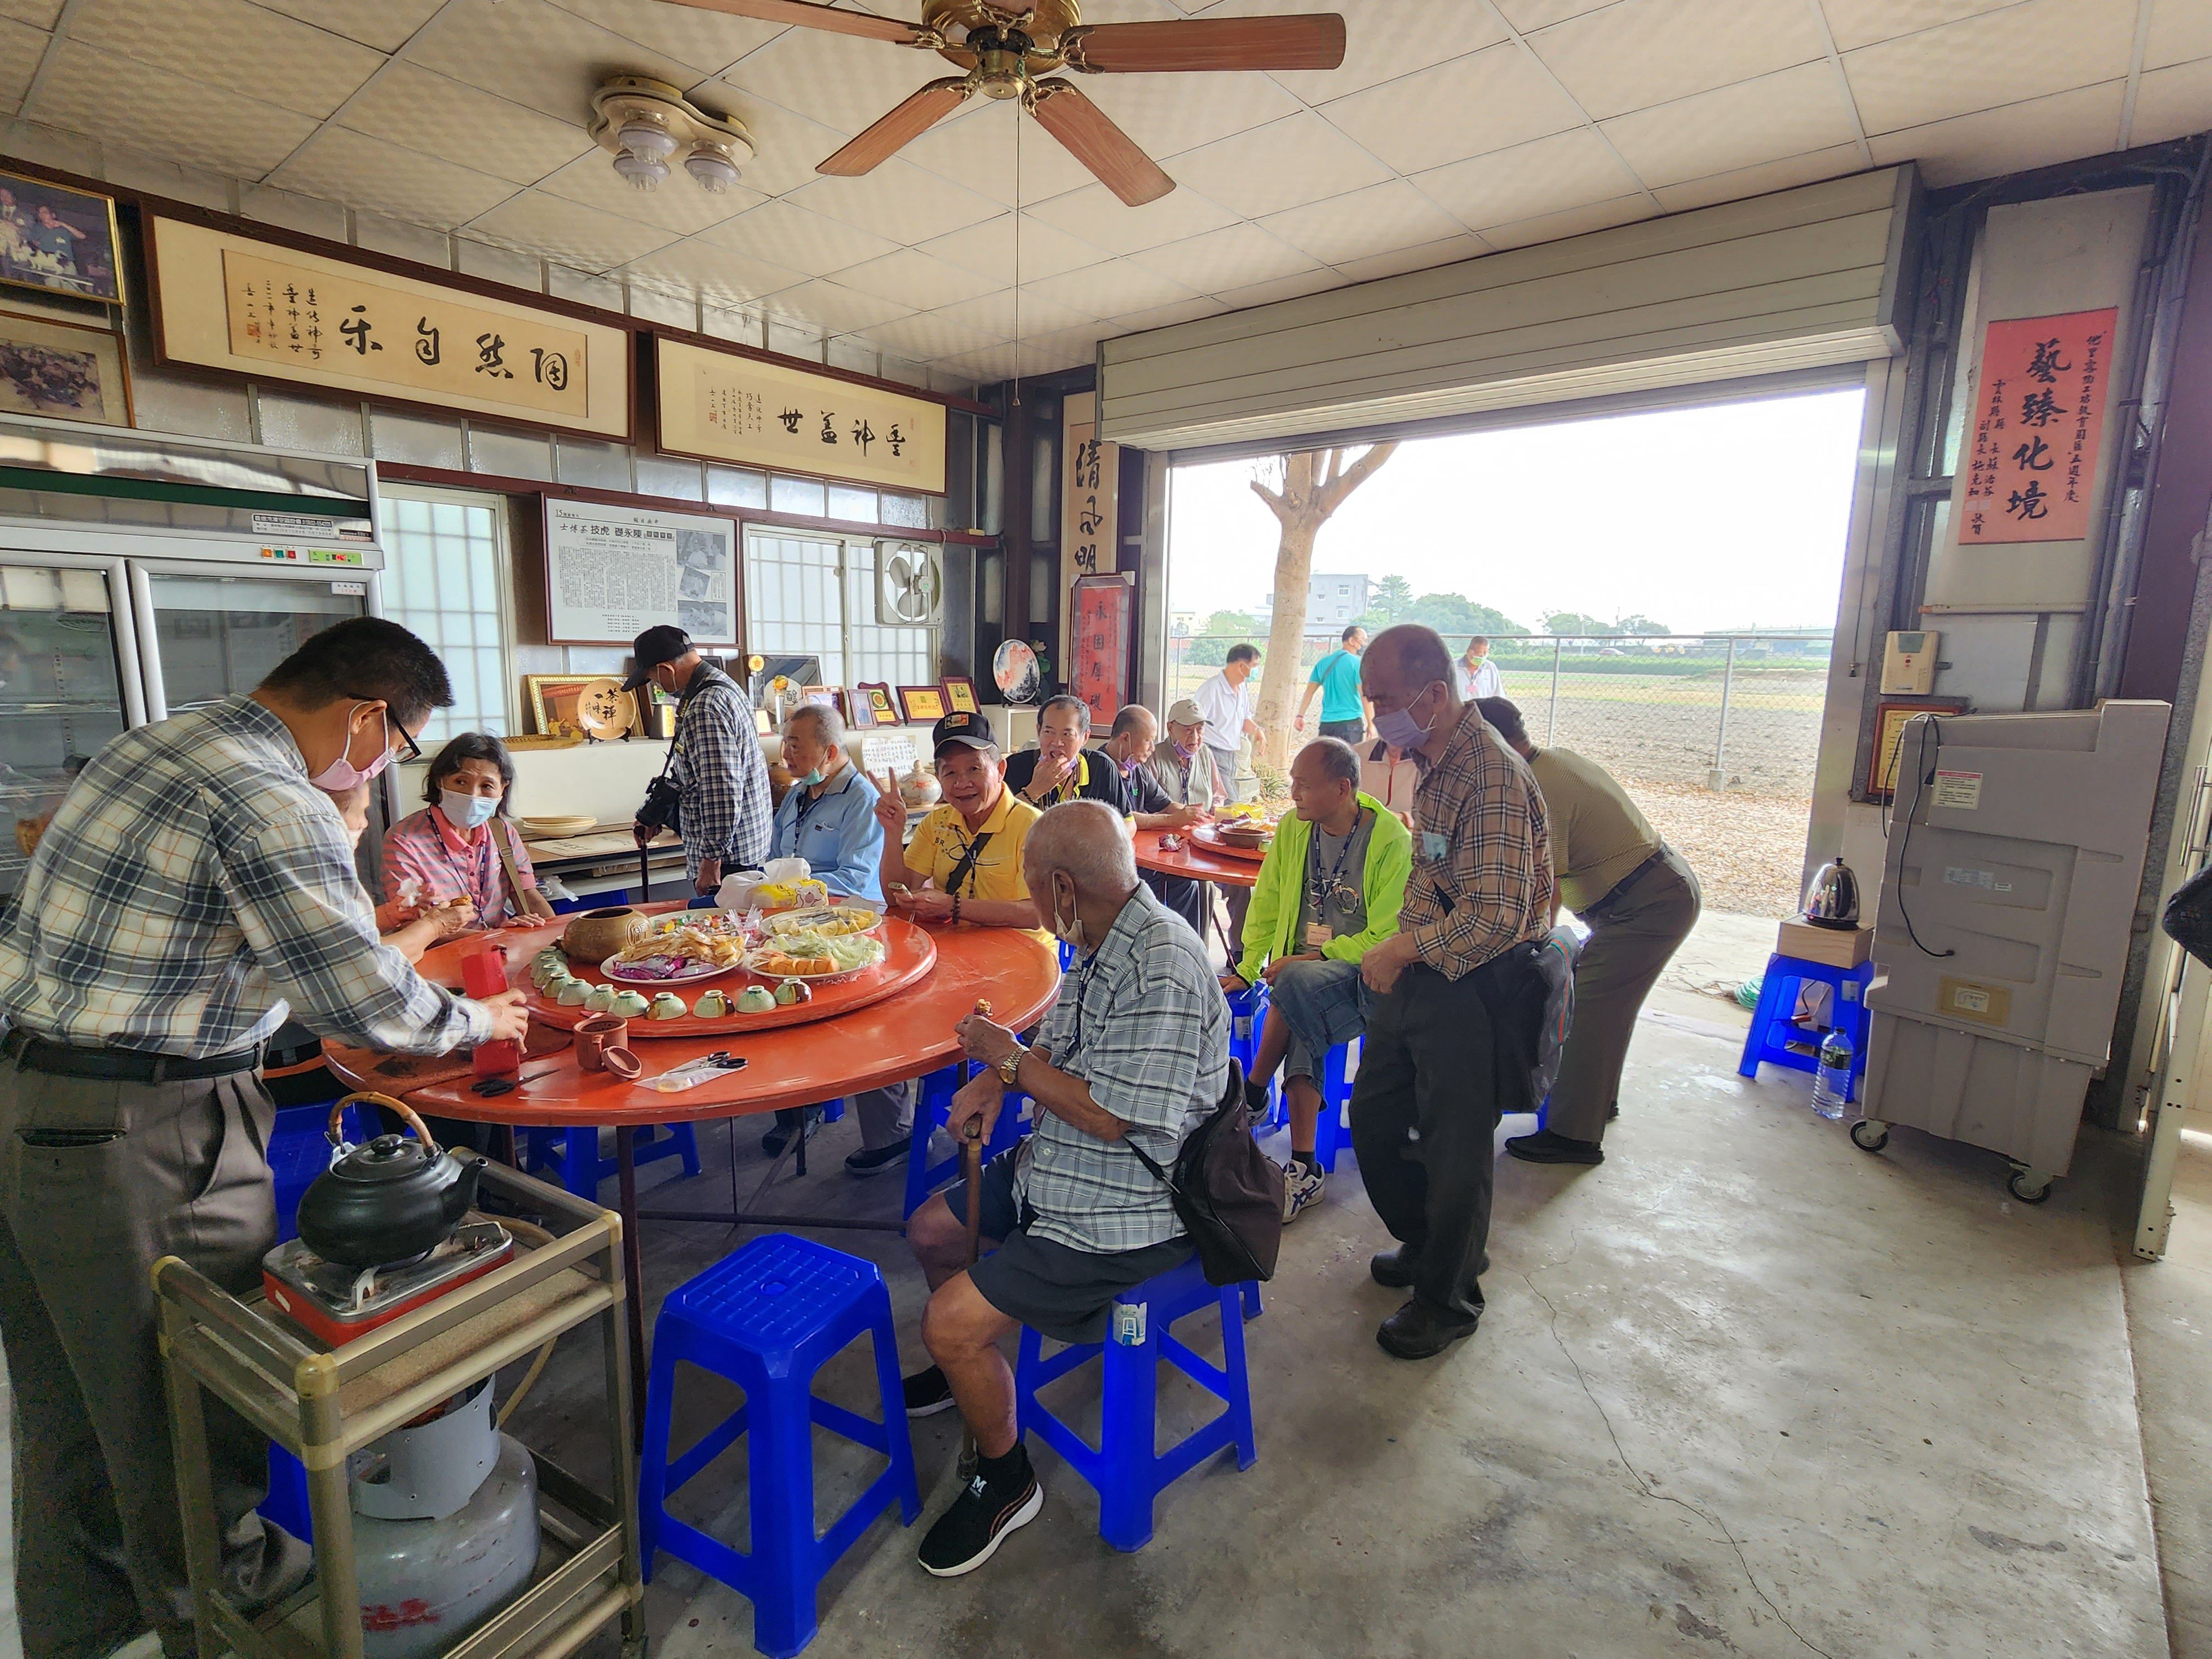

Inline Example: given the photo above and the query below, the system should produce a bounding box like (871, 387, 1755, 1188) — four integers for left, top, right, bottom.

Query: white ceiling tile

(697, 196, 902, 274)
(1600, 61, 1861, 187)
(864, 309, 1005, 360)
(1021, 180, 1240, 255)
(1106, 295, 1228, 332)
(1258, 180, 1473, 268)
(67, 0, 382, 119)
(831, 246, 1004, 309)
(1133, 222, 1319, 291)
(915, 213, 1114, 284)
(1025, 255, 1203, 317)
(29, 38, 319, 176)
(1647, 142, 1867, 212)
(340, 62, 597, 187)
(712, 27, 951, 138)
(1478, 191, 1655, 251)
(941, 342, 1020, 380)
(535, 148, 765, 235)
(1844, 0, 2138, 134)
(467, 187, 684, 270)
(899, 99, 1098, 208)
(1412, 126, 1644, 233)
(613, 236, 807, 306)
(1164, 112, 1395, 220)
(251, 0, 440, 51)
(0, 0, 62, 24)
(1866, 79, 2126, 184)
(1320, 41, 1587, 175)
(924, 289, 1098, 337)
(788, 158, 1000, 246)
(406, 0, 708, 123)
(0, 17, 43, 108)
(1188, 0, 1508, 99)
(2129, 56, 2212, 147)
(2146, 0, 2212, 71)
(1527, 0, 1829, 119)
(1332, 232, 1490, 284)
(1213, 268, 1344, 310)
(1819, 0, 2023, 55)
(1071, 67, 1305, 159)
(280, 126, 517, 227)
(757, 276, 915, 334)
(1494, 0, 1615, 27)
(545, 0, 785, 74)
(696, 96, 854, 197)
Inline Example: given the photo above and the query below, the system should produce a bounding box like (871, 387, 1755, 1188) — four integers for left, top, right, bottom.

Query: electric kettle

(1802, 855, 1860, 930)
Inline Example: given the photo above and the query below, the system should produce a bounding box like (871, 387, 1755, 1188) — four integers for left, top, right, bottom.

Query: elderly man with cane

(897, 801, 1229, 1576)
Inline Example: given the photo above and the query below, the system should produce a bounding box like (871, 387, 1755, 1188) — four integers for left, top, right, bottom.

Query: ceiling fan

(666, 1, 1348, 206)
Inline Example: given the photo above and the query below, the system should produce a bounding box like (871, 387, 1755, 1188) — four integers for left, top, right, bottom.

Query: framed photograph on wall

(0, 169, 122, 303)
(898, 685, 947, 723)
(805, 685, 847, 721)
(1866, 696, 1969, 800)
(941, 674, 979, 716)
(0, 309, 131, 426)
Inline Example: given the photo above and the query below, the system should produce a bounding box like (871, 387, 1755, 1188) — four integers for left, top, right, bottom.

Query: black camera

(636, 774, 683, 837)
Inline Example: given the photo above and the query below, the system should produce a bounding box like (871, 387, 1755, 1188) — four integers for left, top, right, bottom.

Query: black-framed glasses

(388, 711, 423, 765)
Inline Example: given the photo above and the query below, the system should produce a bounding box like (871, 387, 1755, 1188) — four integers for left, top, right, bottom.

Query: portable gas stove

(262, 1220, 514, 1347)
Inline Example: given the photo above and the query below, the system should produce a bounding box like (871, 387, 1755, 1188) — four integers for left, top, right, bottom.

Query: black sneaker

(760, 1107, 821, 1157)
(917, 1448, 1044, 1577)
(1505, 1128, 1604, 1165)
(845, 1136, 911, 1177)
(902, 1365, 956, 1417)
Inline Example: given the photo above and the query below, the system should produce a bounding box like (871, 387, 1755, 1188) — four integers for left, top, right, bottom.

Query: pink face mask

(306, 702, 395, 792)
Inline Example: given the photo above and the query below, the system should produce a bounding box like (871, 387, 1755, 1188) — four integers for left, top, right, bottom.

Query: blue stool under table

(901, 1063, 1031, 1219)
(524, 1121, 701, 1197)
(638, 1233, 920, 1659)
(1015, 1253, 1257, 1552)
(1738, 953, 1874, 1100)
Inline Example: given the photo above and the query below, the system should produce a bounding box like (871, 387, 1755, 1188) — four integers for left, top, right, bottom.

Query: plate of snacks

(745, 928, 888, 981)
(602, 916, 750, 984)
(765, 902, 883, 939)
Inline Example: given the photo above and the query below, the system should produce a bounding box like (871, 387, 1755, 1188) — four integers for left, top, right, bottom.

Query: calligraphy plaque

(147, 217, 632, 439)
(654, 337, 947, 495)
(1059, 390, 1119, 667)
(1068, 572, 1133, 734)
(1959, 307, 2119, 545)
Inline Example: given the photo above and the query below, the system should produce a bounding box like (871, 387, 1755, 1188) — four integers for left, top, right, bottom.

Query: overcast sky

(1165, 388, 1867, 635)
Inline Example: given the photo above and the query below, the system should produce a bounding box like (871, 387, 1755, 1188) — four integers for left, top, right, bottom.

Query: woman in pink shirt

(380, 732, 556, 927)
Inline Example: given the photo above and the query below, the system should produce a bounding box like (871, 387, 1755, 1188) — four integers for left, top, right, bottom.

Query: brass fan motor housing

(922, 0, 1077, 75)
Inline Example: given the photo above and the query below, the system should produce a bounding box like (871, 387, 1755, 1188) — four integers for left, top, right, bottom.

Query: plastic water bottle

(1811, 1027, 1854, 1120)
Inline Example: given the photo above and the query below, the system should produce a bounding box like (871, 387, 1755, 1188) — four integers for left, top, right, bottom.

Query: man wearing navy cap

(625, 625, 770, 895)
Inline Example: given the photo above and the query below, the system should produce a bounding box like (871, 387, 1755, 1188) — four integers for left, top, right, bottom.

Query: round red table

(1133, 825, 1265, 888)
(324, 905, 1060, 1420)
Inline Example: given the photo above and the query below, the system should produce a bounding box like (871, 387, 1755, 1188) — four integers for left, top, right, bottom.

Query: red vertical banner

(1068, 573, 1133, 733)
(1960, 307, 2120, 544)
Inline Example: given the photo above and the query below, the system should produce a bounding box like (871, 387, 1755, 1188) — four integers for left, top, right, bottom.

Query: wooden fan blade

(1029, 81, 1175, 207)
(818, 78, 973, 175)
(1060, 14, 1347, 74)
(662, 0, 924, 45)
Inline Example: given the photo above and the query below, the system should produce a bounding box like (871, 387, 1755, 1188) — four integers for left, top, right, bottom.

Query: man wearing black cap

(625, 625, 770, 895)
(874, 710, 1045, 934)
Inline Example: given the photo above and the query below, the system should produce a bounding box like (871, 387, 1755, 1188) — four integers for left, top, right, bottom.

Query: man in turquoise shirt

(1296, 624, 1370, 742)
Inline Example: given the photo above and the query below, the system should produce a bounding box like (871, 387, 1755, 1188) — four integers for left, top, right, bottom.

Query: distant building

(1253, 572, 1370, 636)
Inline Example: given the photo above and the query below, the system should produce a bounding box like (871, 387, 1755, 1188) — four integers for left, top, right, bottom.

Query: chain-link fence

(1165, 631, 1832, 918)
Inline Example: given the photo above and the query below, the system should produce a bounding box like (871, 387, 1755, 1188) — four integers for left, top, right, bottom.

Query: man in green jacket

(1221, 737, 1410, 1220)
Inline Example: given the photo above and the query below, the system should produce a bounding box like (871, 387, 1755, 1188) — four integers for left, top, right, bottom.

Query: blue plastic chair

(901, 1064, 1032, 1219)
(523, 1121, 702, 1197)
(268, 1101, 367, 1244)
(1738, 954, 1875, 1099)
(638, 1234, 920, 1659)
(1307, 1041, 1354, 1172)
(1015, 1252, 1257, 1552)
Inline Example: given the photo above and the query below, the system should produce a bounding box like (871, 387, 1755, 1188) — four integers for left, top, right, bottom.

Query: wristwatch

(995, 1045, 1026, 1087)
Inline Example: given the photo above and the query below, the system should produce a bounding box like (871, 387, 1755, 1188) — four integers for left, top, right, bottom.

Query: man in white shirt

(1193, 643, 1264, 805)
(1457, 637, 1504, 703)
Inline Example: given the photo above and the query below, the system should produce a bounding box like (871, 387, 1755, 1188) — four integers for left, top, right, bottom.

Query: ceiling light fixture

(589, 77, 757, 197)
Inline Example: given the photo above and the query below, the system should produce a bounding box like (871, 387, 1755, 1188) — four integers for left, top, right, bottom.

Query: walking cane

(959, 999, 991, 1469)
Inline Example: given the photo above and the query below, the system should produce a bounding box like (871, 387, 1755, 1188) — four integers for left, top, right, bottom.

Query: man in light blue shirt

(1296, 625, 1369, 743)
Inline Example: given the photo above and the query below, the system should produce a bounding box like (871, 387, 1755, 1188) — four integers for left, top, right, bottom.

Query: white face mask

(1048, 879, 1086, 952)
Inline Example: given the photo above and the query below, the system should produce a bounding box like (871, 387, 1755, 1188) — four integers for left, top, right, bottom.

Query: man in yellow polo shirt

(876, 709, 1046, 936)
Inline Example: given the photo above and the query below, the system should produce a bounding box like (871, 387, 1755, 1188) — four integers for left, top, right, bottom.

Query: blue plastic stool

(524, 1121, 701, 1198)
(1307, 1040, 1354, 1172)
(268, 1102, 367, 1243)
(262, 1444, 311, 1542)
(638, 1234, 920, 1659)
(1224, 981, 1269, 1082)
(1738, 954, 1874, 1099)
(1015, 1253, 1257, 1552)
(901, 1064, 1032, 1219)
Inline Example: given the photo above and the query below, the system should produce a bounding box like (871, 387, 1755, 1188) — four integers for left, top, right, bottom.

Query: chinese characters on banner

(1960, 307, 2119, 544)
(1069, 574, 1134, 733)
(544, 499, 737, 645)
(653, 338, 948, 495)
(221, 250, 588, 421)
(1058, 391, 1119, 669)
(148, 217, 631, 437)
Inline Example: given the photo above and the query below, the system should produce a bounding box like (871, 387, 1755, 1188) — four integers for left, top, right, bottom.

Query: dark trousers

(1319, 718, 1365, 743)
(0, 1065, 309, 1658)
(1142, 869, 1208, 938)
(1350, 950, 1544, 1322)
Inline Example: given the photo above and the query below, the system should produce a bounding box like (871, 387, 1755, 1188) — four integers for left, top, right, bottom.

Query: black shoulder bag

(943, 831, 993, 895)
(1125, 1058, 1285, 1286)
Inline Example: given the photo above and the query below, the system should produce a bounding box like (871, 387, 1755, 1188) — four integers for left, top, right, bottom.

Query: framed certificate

(1867, 697, 1967, 800)
(899, 685, 947, 723)
(941, 674, 979, 715)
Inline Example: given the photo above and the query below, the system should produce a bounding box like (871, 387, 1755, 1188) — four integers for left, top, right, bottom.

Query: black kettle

(295, 1095, 485, 1269)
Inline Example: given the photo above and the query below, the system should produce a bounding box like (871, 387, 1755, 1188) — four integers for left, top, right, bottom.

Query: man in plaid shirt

(1352, 624, 1556, 1360)
(898, 801, 1228, 1577)
(624, 625, 770, 893)
(0, 618, 531, 1659)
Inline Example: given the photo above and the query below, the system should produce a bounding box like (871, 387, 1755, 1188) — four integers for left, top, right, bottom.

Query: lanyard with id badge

(1306, 816, 1363, 949)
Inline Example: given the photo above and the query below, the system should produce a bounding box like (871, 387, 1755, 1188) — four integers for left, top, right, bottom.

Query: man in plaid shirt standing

(624, 625, 771, 895)
(1352, 625, 1556, 1360)
(0, 618, 531, 1659)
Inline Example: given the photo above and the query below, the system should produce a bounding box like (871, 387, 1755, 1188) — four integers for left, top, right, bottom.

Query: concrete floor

(3, 912, 2209, 1658)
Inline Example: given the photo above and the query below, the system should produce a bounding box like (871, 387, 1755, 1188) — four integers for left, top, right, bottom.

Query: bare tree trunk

(1249, 442, 1399, 773)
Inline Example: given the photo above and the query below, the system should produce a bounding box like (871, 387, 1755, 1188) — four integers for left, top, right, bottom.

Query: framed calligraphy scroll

(145, 217, 633, 439)
(1959, 307, 2119, 545)
(1069, 573, 1134, 734)
(1059, 392, 1119, 667)
(653, 337, 947, 495)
